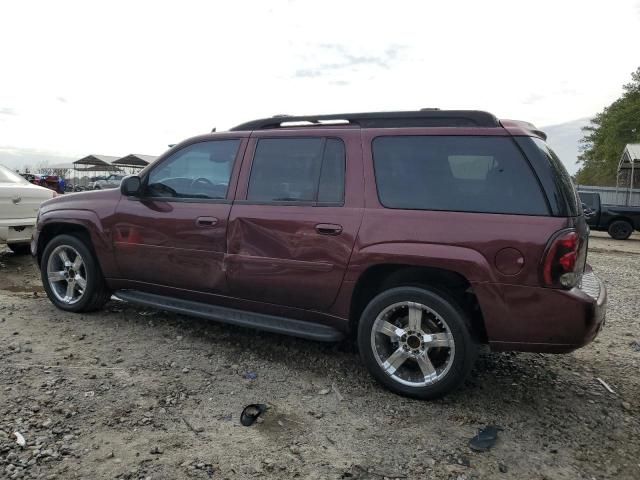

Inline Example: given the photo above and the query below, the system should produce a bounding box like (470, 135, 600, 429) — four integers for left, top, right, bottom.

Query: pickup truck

(578, 191, 640, 240)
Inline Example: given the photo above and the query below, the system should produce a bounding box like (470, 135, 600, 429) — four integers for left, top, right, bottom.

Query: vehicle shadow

(100, 299, 577, 412)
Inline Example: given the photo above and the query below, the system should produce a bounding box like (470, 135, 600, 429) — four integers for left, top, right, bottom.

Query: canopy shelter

(615, 144, 640, 205)
(73, 155, 121, 172)
(112, 154, 158, 170)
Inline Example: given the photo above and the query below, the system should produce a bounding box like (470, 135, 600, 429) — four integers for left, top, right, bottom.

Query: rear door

(112, 136, 246, 293)
(226, 129, 363, 310)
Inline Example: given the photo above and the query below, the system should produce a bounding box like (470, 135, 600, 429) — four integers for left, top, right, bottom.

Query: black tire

(40, 234, 111, 312)
(357, 286, 476, 399)
(7, 243, 31, 255)
(608, 220, 633, 240)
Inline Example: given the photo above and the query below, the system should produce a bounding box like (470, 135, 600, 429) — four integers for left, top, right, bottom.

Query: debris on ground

(469, 425, 502, 452)
(13, 431, 26, 447)
(596, 377, 616, 394)
(332, 383, 344, 401)
(240, 403, 267, 426)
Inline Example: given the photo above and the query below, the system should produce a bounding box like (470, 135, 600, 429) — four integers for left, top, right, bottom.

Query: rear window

(372, 136, 548, 215)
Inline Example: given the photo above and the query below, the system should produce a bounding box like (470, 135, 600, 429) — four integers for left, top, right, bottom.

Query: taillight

(542, 230, 580, 289)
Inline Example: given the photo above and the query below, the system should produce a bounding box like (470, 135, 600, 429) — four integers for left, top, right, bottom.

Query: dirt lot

(1, 232, 639, 480)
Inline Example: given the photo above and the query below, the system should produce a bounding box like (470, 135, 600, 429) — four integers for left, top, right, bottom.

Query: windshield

(0, 164, 30, 184)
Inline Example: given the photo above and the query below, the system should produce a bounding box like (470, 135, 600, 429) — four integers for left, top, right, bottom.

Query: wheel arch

(36, 213, 115, 278)
(348, 263, 488, 343)
(607, 216, 634, 229)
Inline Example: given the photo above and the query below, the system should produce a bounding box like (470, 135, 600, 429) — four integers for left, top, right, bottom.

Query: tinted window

(530, 137, 580, 216)
(147, 140, 240, 199)
(248, 138, 345, 204)
(372, 136, 548, 215)
(318, 139, 346, 203)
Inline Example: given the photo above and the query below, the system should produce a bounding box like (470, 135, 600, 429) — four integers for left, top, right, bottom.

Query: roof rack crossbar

(230, 110, 500, 131)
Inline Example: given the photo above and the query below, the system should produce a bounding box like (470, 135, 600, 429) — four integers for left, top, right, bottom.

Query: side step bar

(114, 290, 344, 342)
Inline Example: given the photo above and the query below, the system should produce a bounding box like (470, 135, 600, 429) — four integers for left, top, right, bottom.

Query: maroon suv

(33, 110, 606, 398)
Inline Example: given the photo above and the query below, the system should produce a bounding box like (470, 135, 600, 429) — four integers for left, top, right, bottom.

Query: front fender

(36, 209, 118, 278)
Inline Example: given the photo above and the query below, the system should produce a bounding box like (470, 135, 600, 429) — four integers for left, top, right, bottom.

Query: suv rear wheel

(358, 286, 476, 399)
(608, 220, 633, 240)
(40, 234, 111, 312)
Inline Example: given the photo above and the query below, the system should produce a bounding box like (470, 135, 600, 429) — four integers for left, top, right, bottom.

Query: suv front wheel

(358, 286, 476, 399)
(40, 234, 111, 312)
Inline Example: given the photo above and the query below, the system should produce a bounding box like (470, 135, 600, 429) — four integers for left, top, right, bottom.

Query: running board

(113, 290, 344, 342)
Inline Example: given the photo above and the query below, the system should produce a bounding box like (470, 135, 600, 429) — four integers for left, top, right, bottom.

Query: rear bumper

(480, 269, 607, 353)
(0, 218, 36, 245)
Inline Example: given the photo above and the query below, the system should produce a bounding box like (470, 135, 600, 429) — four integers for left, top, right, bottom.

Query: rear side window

(372, 136, 548, 215)
(247, 138, 345, 204)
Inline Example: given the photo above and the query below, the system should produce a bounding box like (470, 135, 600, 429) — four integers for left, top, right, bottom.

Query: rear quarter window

(372, 136, 549, 215)
(513, 136, 580, 217)
(530, 137, 580, 217)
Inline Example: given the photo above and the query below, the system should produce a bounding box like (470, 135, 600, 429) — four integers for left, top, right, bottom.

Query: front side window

(372, 136, 548, 215)
(247, 137, 345, 204)
(147, 140, 240, 199)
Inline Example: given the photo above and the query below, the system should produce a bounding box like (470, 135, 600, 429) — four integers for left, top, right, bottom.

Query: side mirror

(121, 176, 141, 196)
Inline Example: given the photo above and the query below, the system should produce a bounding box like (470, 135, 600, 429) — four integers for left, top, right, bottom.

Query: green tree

(576, 67, 640, 186)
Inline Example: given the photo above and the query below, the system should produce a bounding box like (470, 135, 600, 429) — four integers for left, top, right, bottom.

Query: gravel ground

(0, 233, 639, 480)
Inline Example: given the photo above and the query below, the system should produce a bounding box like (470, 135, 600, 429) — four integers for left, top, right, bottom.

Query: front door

(113, 137, 246, 293)
(226, 131, 363, 310)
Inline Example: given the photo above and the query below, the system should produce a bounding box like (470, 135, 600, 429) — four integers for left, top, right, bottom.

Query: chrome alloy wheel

(370, 301, 455, 387)
(46, 245, 87, 305)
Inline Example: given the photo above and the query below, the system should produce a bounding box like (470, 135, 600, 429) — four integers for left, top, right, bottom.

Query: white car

(89, 174, 124, 190)
(0, 164, 57, 254)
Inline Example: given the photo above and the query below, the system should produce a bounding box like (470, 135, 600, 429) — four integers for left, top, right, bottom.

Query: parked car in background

(0, 164, 57, 254)
(578, 191, 640, 240)
(89, 174, 124, 190)
(33, 110, 606, 399)
(21, 173, 65, 194)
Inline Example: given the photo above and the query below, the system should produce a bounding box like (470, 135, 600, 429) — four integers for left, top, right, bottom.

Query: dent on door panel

(225, 214, 353, 310)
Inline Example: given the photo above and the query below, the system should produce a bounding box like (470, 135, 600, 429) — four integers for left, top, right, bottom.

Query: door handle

(196, 216, 218, 227)
(315, 223, 343, 235)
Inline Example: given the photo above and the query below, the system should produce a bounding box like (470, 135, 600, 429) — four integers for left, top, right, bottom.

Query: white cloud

(0, 0, 638, 169)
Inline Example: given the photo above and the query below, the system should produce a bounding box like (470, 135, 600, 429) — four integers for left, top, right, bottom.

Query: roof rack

(229, 110, 500, 131)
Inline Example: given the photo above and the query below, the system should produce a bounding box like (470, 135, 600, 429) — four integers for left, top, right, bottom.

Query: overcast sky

(1, 0, 639, 173)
